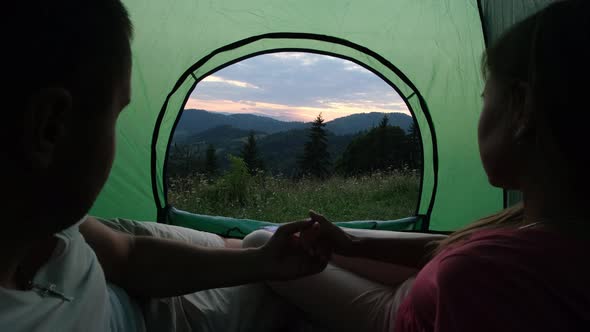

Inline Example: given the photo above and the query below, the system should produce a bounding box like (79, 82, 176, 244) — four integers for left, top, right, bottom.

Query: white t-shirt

(0, 218, 145, 331)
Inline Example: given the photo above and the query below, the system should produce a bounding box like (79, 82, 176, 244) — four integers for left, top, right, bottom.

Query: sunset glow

(184, 52, 410, 122)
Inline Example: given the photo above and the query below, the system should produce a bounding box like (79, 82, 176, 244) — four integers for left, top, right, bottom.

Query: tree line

(168, 113, 422, 179)
(298, 113, 421, 178)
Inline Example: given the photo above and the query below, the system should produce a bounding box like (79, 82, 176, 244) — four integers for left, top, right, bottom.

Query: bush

(212, 155, 251, 206)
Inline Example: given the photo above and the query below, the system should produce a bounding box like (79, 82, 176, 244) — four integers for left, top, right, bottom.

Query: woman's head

(435, 1, 590, 254)
(478, 0, 590, 192)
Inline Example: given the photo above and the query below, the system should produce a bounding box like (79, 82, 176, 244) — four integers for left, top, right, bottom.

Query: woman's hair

(434, 0, 590, 254)
(433, 203, 525, 255)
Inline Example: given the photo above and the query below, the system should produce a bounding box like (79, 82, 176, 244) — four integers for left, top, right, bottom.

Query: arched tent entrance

(90, 0, 553, 234)
(157, 37, 436, 234)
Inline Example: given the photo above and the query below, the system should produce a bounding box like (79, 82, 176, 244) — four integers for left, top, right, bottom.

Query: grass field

(168, 170, 420, 223)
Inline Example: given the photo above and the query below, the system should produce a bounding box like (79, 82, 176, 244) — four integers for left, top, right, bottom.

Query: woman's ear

(511, 81, 534, 142)
(25, 87, 73, 169)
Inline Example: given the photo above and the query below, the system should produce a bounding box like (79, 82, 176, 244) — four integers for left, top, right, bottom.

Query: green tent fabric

(90, 0, 551, 234)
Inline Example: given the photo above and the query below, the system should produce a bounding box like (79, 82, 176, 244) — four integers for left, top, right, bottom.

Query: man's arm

(80, 217, 326, 298)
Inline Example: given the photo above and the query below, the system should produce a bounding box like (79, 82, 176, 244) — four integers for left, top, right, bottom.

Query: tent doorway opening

(166, 52, 423, 224)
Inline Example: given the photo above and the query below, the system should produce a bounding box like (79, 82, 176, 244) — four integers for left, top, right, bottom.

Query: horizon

(183, 108, 411, 124)
(184, 52, 410, 122)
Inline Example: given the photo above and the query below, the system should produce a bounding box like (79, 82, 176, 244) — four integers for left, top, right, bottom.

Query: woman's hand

(258, 220, 330, 281)
(306, 211, 356, 256)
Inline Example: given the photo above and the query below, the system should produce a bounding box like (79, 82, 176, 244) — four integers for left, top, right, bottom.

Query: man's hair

(3, 0, 133, 105)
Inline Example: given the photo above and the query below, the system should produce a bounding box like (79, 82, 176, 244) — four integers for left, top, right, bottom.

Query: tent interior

(80, 0, 558, 329)
(90, 0, 551, 237)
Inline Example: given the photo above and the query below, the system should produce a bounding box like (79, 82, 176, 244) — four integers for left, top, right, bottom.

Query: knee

(242, 229, 273, 248)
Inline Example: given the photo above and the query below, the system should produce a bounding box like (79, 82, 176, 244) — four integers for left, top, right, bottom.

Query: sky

(184, 52, 410, 122)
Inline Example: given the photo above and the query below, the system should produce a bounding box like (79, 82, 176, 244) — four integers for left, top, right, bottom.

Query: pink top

(394, 227, 590, 331)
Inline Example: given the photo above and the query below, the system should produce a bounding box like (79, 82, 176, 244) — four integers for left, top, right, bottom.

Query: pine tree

(378, 114, 389, 128)
(205, 144, 218, 176)
(299, 113, 331, 178)
(376, 114, 390, 169)
(241, 131, 265, 175)
(407, 121, 422, 170)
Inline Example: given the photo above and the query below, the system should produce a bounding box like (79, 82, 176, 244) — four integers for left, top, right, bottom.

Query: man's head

(3, 1, 133, 239)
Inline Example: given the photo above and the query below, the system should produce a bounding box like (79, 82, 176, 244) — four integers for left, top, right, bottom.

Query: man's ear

(26, 87, 73, 169)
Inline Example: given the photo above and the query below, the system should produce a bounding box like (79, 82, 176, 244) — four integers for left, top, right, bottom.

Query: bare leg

(243, 230, 416, 332)
(331, 254, 417, 288)
(223, 238, 243, 249)
(124, 224, 290, 332)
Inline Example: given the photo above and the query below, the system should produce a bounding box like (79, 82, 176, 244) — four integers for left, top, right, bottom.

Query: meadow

(168, 170, 420, 223)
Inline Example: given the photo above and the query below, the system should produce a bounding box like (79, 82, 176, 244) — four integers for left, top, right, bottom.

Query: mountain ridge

(173, 109, 413, 143)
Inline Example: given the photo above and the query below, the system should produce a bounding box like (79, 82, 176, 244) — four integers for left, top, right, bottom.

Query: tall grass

(168, 170, 420, 223)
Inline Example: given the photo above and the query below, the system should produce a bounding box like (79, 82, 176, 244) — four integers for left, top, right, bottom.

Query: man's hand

(258, 220, 330, 281)
(307, 211, 356, 256)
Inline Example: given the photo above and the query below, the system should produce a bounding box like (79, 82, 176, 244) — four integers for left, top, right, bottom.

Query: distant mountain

(171, 125, 357, 175)
(325, 112, 413, 135)
(175, 126, 267, 166)
(169, 110, 415, 175)
(173, 109, 305, 143)
(173, 109, 413, 144)
(186, 125, 264, 146)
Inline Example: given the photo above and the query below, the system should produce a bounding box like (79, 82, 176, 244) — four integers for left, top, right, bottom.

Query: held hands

(257, 211, 355, 281)
(258, 219, 330, 281)
(306, 210, 356, 256)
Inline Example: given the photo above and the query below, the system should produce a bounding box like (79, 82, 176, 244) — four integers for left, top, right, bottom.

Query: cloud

(201, 75, 260, 89)
(268, 53, 327, 66)
(186, 52, 411, 121)
(343, 63, 368, 73)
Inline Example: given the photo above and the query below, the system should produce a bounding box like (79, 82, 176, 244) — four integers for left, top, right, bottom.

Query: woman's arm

(81, 217, 327, 298)
(339, 234, 446, 268)
(309, 212, 446, 269)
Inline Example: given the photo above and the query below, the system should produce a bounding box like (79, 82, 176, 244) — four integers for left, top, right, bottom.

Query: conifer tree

(241, 131, 265, 175)
(299, 113, 331, 178)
